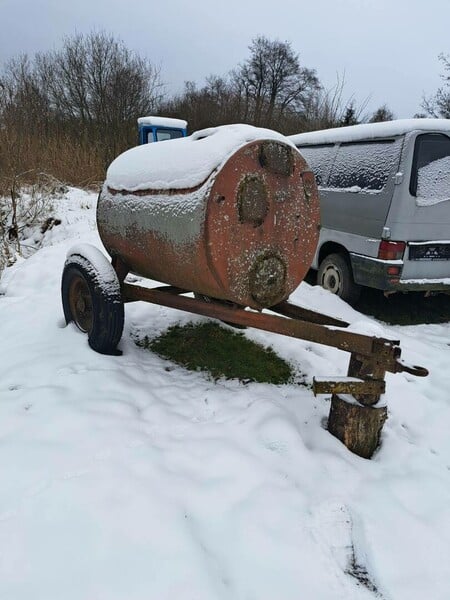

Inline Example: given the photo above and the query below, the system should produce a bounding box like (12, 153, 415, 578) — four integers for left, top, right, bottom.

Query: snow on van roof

(289, 118, 450, 146)
(137, 116, 188, 129)
(107, 124, 295, 192)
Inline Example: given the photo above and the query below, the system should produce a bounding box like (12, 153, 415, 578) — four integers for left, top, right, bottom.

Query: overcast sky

(1, 0, 449, 119)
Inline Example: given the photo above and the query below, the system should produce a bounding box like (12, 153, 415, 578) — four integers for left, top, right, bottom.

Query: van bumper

(350, 253, 450, 292)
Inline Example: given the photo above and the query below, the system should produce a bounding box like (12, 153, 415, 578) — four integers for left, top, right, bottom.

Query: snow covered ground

(1, 188, 449, 600)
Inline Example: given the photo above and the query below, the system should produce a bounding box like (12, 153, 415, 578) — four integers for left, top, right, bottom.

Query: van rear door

(391, 132, 450, 283)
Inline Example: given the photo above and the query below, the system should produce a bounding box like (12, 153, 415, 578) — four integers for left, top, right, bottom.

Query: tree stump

(326, 349, 389, 459)
(328, 395, 387, 459)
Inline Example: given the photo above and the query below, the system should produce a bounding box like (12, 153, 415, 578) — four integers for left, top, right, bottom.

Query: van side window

(410, 133, 450, 202)
(327, 140, 398, 192)
(296, 144, 335, 186)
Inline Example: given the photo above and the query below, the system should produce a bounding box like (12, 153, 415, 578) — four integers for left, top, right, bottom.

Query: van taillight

(378, 241, 406, 260)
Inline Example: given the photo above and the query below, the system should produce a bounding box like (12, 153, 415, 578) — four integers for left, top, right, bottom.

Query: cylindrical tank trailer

(98, 124, 319, 309)
(62, 124, 320, 353)
(60, 125, 430, 460)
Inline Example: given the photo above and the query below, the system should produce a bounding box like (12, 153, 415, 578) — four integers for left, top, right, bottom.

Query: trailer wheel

(317, 253, 361, 305)
(62, 245, 124, 355)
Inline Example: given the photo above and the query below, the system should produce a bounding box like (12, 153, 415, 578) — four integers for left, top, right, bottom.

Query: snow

(66, 243, 122, 299)
(295, 144, 335, 186)
(314, 376, 367, 383)
(409, 240, 450, 245)
(353, 257, 403, 265)
(335, 393, 387, 409)
(106, 124, 296, 192)
(289, 118, 450, 146)
(416, 156, 450, 206)
(400, 277, 450, 285)
(327, 140, 400, 192)
(137, 116, 188, 129)
(298, 137, 401, 192)
(323, 186, 381, 194)
(1, 188, 450, 599)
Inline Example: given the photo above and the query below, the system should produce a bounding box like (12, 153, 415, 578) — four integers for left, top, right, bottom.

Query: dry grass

(0, 131, 109, 193)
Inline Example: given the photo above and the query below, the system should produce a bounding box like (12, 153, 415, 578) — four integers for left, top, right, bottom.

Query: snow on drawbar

(97, 124, 320, 310)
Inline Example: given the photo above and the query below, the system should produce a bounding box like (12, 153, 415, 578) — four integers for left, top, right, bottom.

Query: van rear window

(411, 133, 450, 204)
(327, 140, 399, 192)
(296, 144, 335, 186)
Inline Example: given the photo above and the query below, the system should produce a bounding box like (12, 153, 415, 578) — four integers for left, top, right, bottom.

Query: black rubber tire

(317, 253, 361, 305)
(62, 254, 124, 355)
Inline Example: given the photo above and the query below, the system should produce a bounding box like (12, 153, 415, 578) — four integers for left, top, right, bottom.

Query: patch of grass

(137, 321, 294, 384)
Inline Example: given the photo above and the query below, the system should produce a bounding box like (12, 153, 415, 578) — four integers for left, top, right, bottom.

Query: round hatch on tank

(249, 254, 287, 307)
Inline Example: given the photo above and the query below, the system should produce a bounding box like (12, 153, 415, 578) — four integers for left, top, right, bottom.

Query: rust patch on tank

(237, 174, 269, 227)
(301, 170, 315, 203)
(259, 141, 294, 177)
(249, 253, 287, 307)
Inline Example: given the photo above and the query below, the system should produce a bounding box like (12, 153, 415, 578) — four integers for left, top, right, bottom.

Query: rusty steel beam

(153, 285, 190, 295)
(270, 300, 349, 328)
(312, 377, 386, 396)
(122, 283, 399, 360)
(123, 284, 190, 302)
(140, 288, 349, 328)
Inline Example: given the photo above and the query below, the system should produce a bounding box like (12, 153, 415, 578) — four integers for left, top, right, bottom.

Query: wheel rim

(321, 265, 342, 294)
(68, 275, 93, 333)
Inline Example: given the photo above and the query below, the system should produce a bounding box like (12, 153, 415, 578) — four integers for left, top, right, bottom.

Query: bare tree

(299, 73, 369, 132)
(0, 56, 48, 197)
(35, 32, 164, 160)
(231, 36, 320, 129)
(160, 75, 245, 132)
(0, 55, 49, 133)
(422, 53, 450, 118)
(0, 32, 165, 185)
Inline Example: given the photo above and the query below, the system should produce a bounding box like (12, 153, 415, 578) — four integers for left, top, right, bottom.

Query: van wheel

(62, 246, 124, 355)
(317, 253, 361, 305)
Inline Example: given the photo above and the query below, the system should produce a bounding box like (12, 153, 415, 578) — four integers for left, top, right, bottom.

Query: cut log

(328, 394, 387, 459)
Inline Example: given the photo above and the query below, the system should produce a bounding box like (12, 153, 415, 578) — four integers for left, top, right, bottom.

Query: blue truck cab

(138, 116, 188, 145)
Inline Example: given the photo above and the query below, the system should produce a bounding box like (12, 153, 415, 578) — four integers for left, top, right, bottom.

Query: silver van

(289, 119, 450, 304)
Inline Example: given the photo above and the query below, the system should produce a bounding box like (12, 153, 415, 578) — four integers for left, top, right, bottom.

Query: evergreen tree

(369, 104, 394, 123)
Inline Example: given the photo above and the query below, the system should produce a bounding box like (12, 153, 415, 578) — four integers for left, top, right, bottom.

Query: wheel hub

(68, 275, 93, 333)
(322, 265, 341, 294)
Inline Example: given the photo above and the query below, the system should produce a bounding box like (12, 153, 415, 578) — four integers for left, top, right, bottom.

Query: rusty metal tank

(97, 125, 320, 309)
